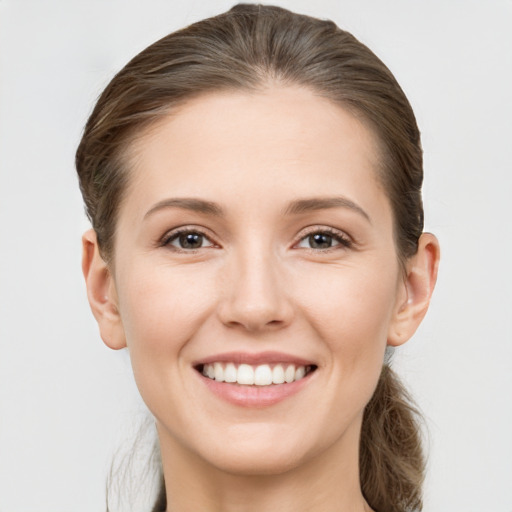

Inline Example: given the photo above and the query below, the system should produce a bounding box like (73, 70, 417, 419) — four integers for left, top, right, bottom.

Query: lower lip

(198, 372, 314, 407)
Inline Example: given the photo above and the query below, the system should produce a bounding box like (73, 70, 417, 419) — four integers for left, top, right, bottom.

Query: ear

(387, 233, 440, 347)
(82, 229, 127, 350)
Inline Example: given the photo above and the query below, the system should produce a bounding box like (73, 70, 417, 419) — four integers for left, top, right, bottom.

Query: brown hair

(76, 4, 426, 511)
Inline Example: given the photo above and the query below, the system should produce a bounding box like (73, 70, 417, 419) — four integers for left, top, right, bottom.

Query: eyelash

(160, 227, 217, 252)
(296, 226, 352, 252)
(160, 226, 352, 252)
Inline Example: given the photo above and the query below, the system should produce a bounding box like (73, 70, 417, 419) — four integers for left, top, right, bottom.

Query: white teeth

(284, 364, 295, 383)
(272, 364, 285, 384)
(295, 366, 306, 381)
(214, 362, 224, 382)
(254, 364, 273, 386)
(224, 362, 237, 383)
(237, 364, 254, 385)
(201, 362, 312, 386)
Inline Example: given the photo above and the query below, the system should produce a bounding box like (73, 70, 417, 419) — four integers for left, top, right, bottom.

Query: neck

(157, 419, 372, 512)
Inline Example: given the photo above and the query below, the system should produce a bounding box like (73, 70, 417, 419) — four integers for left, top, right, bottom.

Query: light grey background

(1, 1, 511, 511)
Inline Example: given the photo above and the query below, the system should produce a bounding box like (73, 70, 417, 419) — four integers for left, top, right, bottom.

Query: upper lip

(192, 351, 316, 367)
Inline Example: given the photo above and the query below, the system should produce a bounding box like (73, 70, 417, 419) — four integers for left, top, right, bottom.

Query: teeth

(224, 362, 237, 383)
(214, 362, 224, 382)
(284, 364, 295, 383)
(237, 364, 254, 385)
(272, 365, 285, 384)
(295, 366, 306, 380)
(201, 363, 311, 386)
(254, 364, 273, 386)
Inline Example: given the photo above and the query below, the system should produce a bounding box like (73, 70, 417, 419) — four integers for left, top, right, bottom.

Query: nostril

(223, 317, 287, 332)
(216, 275, 294, 332)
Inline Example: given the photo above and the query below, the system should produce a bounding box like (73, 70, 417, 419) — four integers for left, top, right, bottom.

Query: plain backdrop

(1, 0, 511, 511)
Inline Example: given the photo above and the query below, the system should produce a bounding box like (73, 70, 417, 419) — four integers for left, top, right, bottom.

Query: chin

(190, 424, 321, 477)
(206, 447, 305, 477)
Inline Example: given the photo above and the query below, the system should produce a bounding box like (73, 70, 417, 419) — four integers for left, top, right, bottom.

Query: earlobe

(388, 233, 440, 346)
(82, 229, 127, 350)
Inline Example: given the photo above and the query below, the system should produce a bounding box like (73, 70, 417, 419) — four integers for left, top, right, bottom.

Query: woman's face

(108, 86, 408, 474)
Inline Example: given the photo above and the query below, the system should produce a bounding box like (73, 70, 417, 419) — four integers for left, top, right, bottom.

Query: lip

(199, 375, 313, 407)
(192, 351, 315, 367)
(193, 351, 317, 408)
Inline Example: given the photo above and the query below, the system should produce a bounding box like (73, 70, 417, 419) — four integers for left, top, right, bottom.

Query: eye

(163, 229, 215, 250)
(296, 229, 351, 250)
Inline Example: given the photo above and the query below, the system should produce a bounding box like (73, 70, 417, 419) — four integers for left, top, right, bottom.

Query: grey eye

(296, 230, 350, 251)
(179, 233, 204, 249)
(307, 233, 335, 249)
(167, 231, 212, 250)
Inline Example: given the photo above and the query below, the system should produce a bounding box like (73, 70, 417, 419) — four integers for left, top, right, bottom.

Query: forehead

(122, 86, 387, 220)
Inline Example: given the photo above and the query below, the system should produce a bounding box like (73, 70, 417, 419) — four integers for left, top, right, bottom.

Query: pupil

(310, 233, 332, 249)
(180, 233, 203, 249)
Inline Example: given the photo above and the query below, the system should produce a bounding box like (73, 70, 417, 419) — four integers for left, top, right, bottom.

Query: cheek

(293, 258, 399, 366)
(114, 261, 216, 381)
(113, 261, 224, 431)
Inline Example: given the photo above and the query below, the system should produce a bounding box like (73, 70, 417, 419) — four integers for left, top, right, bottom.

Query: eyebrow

(144, 198, 225, 219)
(144, 196, 371, 223)
(283, 196, 371, 223)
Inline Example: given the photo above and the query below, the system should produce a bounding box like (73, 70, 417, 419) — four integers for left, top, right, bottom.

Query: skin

(83, 86, 439, 512)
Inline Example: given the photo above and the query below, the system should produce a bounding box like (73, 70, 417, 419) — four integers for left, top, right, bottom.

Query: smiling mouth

(196, 362, 317, 386)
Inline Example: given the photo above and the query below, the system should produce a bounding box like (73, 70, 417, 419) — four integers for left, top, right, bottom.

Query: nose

(217, 247, 294, 332)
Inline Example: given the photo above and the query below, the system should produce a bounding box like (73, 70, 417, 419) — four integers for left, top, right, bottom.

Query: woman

(76, 4, 439, 512)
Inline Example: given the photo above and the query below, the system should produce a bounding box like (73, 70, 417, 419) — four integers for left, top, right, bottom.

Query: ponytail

(151, 476, 166, 512)
(360, 364, 425, 512)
